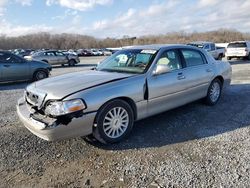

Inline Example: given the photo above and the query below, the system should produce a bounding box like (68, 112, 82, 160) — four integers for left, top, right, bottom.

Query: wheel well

(42, 60, 48, 63)
(94, 97, 138, 124)
(69, 59, 76, 63)
(33, 69, 48, 77)
(214, 76, 224, 86)
(117, 97, 137, 120)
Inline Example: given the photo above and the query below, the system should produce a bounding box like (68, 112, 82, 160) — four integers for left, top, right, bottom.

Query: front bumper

(17, 98, 96, 141)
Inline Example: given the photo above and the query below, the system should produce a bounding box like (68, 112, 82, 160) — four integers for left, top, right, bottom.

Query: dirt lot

(0, 57, 250, 187)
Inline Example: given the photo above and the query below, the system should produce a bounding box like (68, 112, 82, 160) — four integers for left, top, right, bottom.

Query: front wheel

(93, 99, 134, 144)
(227, 57, 231, 61)
(204, 79, 222, 106)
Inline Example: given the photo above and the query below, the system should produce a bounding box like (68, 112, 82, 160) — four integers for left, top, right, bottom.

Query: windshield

(96, 49, 157, 74)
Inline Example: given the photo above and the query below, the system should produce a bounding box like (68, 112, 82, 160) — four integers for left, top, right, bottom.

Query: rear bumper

(76, 58, 80, 63)
(225, 52, 249, 57)
(17, 98, 96, 141)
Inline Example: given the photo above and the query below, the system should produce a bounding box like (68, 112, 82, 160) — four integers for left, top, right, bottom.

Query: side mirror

(153, 64, 171, 76)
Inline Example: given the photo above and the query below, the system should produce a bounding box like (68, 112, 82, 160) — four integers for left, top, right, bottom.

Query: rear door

(179, 49, 214, 99)
(0, 52, 30, 81)
(45, 52, 57, 65)
(209, 43, 218, 59)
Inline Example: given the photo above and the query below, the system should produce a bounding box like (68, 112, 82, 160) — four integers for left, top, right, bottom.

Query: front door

(147, 49, 188, 117)
(0, 52, 29, 82)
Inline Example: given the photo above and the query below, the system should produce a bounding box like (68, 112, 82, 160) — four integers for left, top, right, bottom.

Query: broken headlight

(45, 99, 86, 117)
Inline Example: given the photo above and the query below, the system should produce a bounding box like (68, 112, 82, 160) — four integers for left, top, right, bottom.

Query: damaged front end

(17, 88, 96, 141)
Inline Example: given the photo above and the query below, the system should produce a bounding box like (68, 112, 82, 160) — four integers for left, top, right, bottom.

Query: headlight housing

(45, 99, 86, 117)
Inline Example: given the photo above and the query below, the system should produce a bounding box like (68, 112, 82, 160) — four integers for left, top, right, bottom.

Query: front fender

(63, 74, 147, 115)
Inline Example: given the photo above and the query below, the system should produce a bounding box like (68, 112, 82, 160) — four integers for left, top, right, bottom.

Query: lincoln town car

(17, 44, 232, 144)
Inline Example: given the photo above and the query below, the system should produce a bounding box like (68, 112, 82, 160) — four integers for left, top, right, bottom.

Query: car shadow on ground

(227, 59, 250, 65)
(84, 83, 250, 150)
(0, 82, 28, 91)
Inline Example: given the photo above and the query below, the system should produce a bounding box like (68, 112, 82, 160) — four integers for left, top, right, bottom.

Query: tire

(61, 64, 65, 66)
(227, 57, 231, 61)
(248, 54, 250, 60)
(68, 59, 76, 66)
(204, 79, 222, 106)
(33, 70, 48, 81)
(217, 54, 223, 60)
(93, 99, 134, 144)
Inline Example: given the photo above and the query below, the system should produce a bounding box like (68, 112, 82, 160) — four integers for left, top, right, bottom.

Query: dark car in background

(77, 49, 93, 56)
(0, 51, 51, 83)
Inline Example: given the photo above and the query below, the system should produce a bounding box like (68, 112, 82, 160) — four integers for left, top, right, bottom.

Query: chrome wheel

(103, 107, 129, 139)
(209, 81, 221, 103)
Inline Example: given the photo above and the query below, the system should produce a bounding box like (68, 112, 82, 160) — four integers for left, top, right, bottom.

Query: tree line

(0, 29, 249, 50)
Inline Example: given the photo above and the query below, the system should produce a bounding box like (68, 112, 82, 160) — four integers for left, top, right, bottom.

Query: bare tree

(1, 29, 249, 50)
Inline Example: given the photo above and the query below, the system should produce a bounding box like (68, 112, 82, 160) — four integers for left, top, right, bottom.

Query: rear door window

(211, 44, 216, 51)
(181, 49, 206, 67)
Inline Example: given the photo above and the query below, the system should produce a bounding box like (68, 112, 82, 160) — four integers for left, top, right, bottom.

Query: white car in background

(225, 41, 250, 60)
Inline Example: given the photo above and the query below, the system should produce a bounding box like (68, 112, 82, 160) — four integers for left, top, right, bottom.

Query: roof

(126, 44, 190, 50)
(229, 41, 249, 43)
(189, 41, 213, 44)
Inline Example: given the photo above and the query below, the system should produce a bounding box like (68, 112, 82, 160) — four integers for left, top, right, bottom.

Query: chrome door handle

(177, 73, 185, 80)
(178, 75, 186, 80)
(177, 72, 185, 80)
(206, 69, 212, 72)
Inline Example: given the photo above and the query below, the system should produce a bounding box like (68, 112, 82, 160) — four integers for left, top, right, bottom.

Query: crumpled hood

(26, 70, 132, 100)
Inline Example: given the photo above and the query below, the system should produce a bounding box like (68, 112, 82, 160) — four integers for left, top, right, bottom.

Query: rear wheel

(33, 70, 48, 81)
(68, 59, 76, 66)
(204, 79, 222, 106)
(227, 57, 231, 61)
(93, 99, 134, 144)
(217, 54, 223, 60)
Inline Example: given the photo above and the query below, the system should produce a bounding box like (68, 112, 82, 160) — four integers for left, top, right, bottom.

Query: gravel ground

(0, 57, 250, 187)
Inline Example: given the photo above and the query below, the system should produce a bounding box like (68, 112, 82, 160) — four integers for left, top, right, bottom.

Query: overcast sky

(0, 0, 250, 38)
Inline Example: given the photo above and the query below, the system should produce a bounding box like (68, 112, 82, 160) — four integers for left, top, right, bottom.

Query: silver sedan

(17, 44, 231, 144)
(27, 50, 80, 66)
